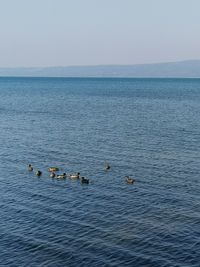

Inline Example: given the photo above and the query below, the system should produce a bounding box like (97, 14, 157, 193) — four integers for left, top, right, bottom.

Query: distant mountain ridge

(0, 60, 200, 77)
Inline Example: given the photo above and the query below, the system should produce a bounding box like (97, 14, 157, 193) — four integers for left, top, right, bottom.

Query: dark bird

(105, 162, 111, 170)
(36, 170, 42, 176)
(81, 177, 89, 184)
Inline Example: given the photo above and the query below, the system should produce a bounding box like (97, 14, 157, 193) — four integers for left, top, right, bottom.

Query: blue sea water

(0, 77, 199, 267)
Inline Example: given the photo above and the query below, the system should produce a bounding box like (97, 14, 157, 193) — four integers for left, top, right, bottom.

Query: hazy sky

(0, 0, 200, 67)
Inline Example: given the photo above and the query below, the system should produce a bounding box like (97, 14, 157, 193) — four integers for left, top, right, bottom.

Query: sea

(0, 77, 199, 267)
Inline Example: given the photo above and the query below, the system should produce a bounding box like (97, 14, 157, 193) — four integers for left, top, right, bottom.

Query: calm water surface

(0, 77, 199, 266)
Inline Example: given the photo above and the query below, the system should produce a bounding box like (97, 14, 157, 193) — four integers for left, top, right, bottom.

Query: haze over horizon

(0, 59, 200, 69)
(0, 59, 199, 69)
(0, 0, 200, 68)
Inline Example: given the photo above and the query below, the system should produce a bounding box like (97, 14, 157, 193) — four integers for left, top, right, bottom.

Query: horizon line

(0, 76, 200, 79)
(0, 59, 200, 69)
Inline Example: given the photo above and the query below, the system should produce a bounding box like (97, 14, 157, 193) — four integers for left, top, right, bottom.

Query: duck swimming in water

(105, 162, 111, 171)
(56, 173, 66, 179)
(48, 167, 59, 172)
(36, 170, 42, 176)
(125, 176, 135, 184)
(28, 164, 33, 171)
(50, 172, 56, 178)
(81, 177, 89, 184)
(69, 172, 80, 179)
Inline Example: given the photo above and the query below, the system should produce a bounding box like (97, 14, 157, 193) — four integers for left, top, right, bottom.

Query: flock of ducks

(28, 163, 135, 185)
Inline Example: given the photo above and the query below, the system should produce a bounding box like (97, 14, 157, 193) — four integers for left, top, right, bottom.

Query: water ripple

(0, 78, 200, 266)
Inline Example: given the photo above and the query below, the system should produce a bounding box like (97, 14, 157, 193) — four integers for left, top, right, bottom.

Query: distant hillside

(0, 60, 200, 77)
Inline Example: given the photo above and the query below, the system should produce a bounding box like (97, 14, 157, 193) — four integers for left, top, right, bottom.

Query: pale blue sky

(0, 0, 200, 67)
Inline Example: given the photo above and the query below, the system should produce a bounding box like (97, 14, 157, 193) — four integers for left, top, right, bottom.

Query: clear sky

(0, 0, 200, 67)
